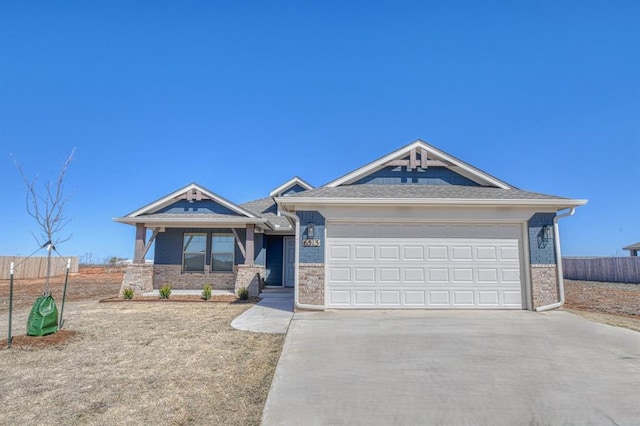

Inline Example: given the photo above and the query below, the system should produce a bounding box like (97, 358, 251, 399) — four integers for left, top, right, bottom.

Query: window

(183, 233, 206, 272)
(212, 233, 234, 272)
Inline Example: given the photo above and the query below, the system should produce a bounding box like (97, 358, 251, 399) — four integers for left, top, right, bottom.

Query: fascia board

(268, 176, 314, 197)
(113, 217, 269, 227)
(276, 197, 588, 209)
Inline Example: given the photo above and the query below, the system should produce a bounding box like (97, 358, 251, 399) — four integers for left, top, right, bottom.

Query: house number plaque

(303, 239, 321, 247)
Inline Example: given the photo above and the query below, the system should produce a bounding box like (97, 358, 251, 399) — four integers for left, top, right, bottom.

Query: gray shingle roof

(284, 184, 568, 200)
(241, 197, 292, 229)
(623, 242, 640, 251)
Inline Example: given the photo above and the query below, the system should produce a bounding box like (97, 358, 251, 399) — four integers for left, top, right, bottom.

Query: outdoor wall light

(307, 223, 315, 239)
(542, 225, 553, 241)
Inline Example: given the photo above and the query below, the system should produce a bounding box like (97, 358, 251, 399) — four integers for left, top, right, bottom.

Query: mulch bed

(1, 330, 79, 351)
(99, 295, 259, 303)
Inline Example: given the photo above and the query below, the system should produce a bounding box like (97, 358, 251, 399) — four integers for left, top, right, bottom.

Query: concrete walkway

(231, 288, 294, 334)
(262, 310, 640, 426)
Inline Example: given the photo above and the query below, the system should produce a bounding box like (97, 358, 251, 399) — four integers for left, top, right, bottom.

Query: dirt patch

(0, 266, 123, 315)
(564, 279, 640, 332)
(2, 329, 79, 350)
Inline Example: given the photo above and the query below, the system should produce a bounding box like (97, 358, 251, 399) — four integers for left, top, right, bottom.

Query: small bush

(202, 284, 212, 300)
(237, 286, 249, 301)
(122, 287, 134, 300)
(159, 284, 172, 299)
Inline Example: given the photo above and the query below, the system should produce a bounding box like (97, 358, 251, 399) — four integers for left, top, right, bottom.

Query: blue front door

(283, 236, 295, 287)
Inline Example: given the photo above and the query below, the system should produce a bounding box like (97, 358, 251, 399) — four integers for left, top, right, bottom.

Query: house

(114, 140, 586, 311)
(623, 242, 640, 256)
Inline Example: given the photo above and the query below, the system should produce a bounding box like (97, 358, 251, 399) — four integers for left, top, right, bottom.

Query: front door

(283, 236, 295, 287)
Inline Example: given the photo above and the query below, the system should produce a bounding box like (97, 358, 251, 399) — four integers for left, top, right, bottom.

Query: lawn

(0, 269, 284, 425)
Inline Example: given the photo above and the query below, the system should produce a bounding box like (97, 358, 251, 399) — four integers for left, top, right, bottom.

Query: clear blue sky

(1, 0, 638, 262)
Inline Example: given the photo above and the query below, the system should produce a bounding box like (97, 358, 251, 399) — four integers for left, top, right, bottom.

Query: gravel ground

(564, 279, 640, 332)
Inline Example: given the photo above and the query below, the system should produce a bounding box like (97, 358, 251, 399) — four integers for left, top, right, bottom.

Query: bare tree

(13, 147, 76, 294)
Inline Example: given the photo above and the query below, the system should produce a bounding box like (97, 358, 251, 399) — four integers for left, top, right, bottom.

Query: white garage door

(326, 223, 524, 309)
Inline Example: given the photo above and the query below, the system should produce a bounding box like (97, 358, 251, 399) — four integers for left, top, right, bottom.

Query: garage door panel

(477, 268, 498, 282)
(427, 246, 448, 260)
(404, 268, 425, 282)
(500, 246, 519, 260)
(380, 290, 401, 305)
(354, 245, 375, 260)
(404, 291, 426, 305)
(403, 246, 425, 260)
(379, 268, 401, 282)
(354, 290, 376, 305)
(329, 267, 351, 282)
(451, 246, 473, 260)
(326, 223, 523, 309)
(476, 246, 497, 260)
(428, 268, 449, 282)
(354, 268, 375, 282)
(379, 246, 400, 260)
(503, 291, 522, 305)
(452, 268, 474, 283)
(329, 290, 351, 305)
(478, 291, 500, 305)
(453, 291, 475, 305)
(429, 291, 451, 305)
(329, 245, 351, 260)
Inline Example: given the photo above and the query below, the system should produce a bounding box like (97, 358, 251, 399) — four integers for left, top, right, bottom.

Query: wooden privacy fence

(562, 257, 640, 284)
(0, 256, 79, 280)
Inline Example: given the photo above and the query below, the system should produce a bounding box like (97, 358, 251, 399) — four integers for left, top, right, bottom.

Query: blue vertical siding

(353, 166, 479, 186)
(528, 213, 557, 264)
(254, 233, 266, 266)
(265, 235, 284, 286)
(156, 199, 241, 215)
(280, 184, 309, 196)
(298, 211, 325, 264)
(154, 228, 187, 265)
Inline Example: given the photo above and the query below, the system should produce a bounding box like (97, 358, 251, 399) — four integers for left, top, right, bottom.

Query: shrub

(237, 286, 249, 301)
(202, 284, 212, 300)
(122, 287, 134, 300)
(159, 284, 172, 299)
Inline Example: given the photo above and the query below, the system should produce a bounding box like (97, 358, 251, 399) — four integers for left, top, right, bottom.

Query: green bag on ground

(27, 295, 59, 336)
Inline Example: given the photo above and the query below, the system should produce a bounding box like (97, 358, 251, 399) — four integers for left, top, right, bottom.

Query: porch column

(245, 224, 254, 265)
(133, 223, 146, 264)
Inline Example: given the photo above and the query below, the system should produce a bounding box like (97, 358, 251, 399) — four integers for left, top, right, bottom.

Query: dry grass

(0, 300, 284, 425)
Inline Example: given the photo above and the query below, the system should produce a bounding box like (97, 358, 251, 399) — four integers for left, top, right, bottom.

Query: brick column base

(299, 263, 325, 307)
(530, 264, 559, 308)
(120, 264, 153, 296)
(235, 265, 265, 297)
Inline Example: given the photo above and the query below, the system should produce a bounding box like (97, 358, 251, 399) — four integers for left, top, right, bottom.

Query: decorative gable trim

(125, 183, 258, 219)
(324, 140, 514, 189)
(269, 176, 314, 197)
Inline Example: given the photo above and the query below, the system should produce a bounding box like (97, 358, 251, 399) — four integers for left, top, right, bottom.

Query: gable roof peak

(269, 176, 314, 197)
(324, 139, 514, 189)
(123, 182, 257, 219)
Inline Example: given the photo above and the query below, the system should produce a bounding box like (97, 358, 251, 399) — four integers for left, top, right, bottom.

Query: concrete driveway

(262, 310, 640, 426)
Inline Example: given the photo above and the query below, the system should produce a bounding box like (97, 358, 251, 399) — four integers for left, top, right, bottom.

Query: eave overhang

(276, 197, 588, 210)
(113, 216, 272, 229)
